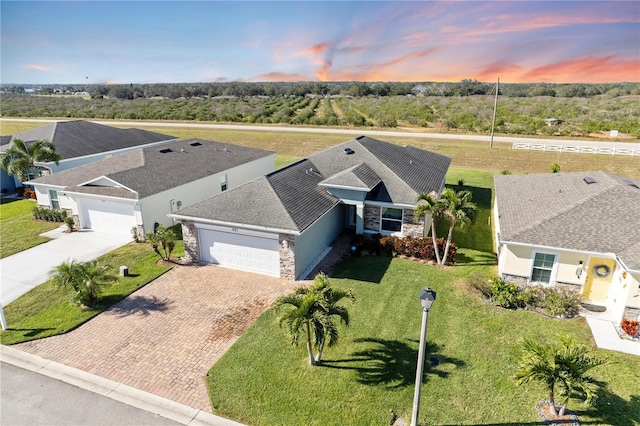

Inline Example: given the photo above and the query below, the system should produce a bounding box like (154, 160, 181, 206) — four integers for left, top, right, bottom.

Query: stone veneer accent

(279, 234, 296, 280)
(63, 208, 80, 230)
(364, 205, 380, 233)
(402, 209, 424, 238)
(623, 307, 640, 321)
(180, 220, 199, 263)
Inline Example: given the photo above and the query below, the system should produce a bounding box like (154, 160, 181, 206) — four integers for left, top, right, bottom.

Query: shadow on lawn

(575, 388, 640, 426)
(455, 251, 496, 266)
(331, 256, 392, 283)
(2, 327, 54, 338)
(320, 337, 465, 388)
(107, 295, 172, 317)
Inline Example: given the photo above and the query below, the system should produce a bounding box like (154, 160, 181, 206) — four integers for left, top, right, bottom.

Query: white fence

(512, 142, 638, 156)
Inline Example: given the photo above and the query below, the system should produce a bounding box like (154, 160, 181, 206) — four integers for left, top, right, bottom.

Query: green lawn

(0, 198, 60, 258)
(0, 241, 184, 345)
(207, 255, 640, 425)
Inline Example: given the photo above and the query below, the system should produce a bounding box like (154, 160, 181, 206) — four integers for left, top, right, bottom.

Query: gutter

(168, 213, 301, 236)
(499, 239, 640, 274)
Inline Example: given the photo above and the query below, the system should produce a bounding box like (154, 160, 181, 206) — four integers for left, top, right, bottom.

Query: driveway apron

(1, 227, 132, 305)
(14, 264, 297, 412)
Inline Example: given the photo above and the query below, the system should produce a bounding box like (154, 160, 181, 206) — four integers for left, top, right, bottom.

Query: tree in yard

(515, 337, 608, 416)
(438, 188, 477, 265)
(414, 191, 444, 265)
(146, 225, 177, 261)
(275, 273, 355, 366)
(50, 259, 119, 307)
(0, 138, 61, 182)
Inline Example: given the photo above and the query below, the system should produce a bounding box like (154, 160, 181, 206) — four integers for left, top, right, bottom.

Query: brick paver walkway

(15, 264, 297, 412)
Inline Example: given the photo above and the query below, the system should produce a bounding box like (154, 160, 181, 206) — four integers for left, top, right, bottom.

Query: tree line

(2, 81, 639, 100)
(2, 91, 638, 138)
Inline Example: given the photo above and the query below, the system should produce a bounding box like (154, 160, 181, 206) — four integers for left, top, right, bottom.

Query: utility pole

(489, 78, 499, 148)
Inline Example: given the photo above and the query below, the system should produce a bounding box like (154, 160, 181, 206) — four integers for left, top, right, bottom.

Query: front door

(582, 258, 616, 302)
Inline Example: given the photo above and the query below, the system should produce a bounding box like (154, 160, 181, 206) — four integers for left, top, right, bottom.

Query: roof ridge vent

(159, 148, 173, 154)
(583, 176, 597, 184)
(622, 178, 639, 189)
(189, 141, 202, 147)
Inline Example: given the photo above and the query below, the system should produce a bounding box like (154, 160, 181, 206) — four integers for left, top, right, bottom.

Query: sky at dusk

(1, 1, 639, 85)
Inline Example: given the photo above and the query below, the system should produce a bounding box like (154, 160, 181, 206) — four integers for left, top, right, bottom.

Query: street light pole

(410, 288, 436, 426)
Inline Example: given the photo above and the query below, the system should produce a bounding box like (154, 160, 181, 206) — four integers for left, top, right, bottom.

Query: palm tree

(275, 273, 355, 366)
(438, 188, 477, 265)
(50, 259, 118, 307)
(414, 191, 443, 265)
(311, 273, 355, 363)
(515, 337, 608, 416)
(0, 138, 61, 182)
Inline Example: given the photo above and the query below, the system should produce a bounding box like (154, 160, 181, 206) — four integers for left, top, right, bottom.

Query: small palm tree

(50, 259, 119, 307)
(438, 188, 477, 265)
(146, 226, 177, 260)
(414, 192, 443, 265)
(275, 273, 355, 366)
(0, 138, 60, 182)
(311, 273, 355, 363)
(515, 337, 608, 416)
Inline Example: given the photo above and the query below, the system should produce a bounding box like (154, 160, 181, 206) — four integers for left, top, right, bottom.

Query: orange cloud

(521, 56, 640, 83)
(249, 72, 311, 82)
(477, 61, 524, 82)
(294, 42, 331, 58)
(25, 64, 52, 72)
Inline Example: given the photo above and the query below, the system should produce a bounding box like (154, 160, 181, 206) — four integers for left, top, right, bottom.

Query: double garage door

(198, 226, 280, 277)
(78, 198, 136, 236)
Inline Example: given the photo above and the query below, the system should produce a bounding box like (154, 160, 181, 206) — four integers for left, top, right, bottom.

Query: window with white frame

(531, 252, 555, 283)
(220, 174, 228, 191)
(49, 190, 59, 209)
(381, 207, 403, 233)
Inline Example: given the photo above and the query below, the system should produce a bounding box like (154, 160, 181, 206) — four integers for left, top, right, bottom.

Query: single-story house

(29, 139, 275, 237)
(1, 120, 177, 192)
(170, 136, 451, 280)
(494, 171, 640, 323)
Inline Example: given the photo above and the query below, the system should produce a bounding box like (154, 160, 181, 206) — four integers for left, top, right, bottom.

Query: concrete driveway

(0, 226, 132, 305)
(14, 265, 297, 412)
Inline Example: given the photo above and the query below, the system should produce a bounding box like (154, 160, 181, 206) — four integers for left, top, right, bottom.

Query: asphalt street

(0, 362, 180, 426)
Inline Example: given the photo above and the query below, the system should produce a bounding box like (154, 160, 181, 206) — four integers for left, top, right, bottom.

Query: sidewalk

(0, 345, 245, 426)
(584, 317, 640, 356)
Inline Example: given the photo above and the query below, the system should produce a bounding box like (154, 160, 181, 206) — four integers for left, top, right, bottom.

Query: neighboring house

(29, 139, 275, 237)
(170, 136, 451, 280)
(1, 120, 177, 192)
(494, 171, 640, 323)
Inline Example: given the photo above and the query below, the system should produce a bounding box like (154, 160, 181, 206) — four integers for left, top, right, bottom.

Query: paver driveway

(15, 264, 298, 412)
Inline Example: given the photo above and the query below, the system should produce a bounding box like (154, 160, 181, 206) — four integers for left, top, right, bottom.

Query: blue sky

(1, 1, 639, 84)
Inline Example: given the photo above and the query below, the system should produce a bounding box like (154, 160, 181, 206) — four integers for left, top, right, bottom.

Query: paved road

(1, 362, 180, 426)
(3, 118, 638, 150)
(0, 226, 131, 305)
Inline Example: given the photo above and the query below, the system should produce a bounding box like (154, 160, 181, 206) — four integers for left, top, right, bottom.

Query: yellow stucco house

(494, 171, 640, 324)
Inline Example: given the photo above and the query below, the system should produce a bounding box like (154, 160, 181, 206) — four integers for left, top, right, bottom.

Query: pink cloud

(248, 72, 311, 82)
(520, 55, 640, 83)
(25, 64, 52, 72)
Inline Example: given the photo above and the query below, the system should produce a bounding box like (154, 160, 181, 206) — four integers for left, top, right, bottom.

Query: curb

(0, 345, 244, 426)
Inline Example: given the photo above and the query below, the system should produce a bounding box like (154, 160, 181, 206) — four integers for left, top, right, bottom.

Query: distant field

(2, 119, 638, 178)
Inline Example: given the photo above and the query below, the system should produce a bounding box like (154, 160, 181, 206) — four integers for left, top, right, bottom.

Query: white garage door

(199, 226, 280, 277)
(79, 198, 136, 236)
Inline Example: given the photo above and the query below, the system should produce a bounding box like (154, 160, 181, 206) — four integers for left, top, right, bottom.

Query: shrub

(490, 277, 523, 309)
(32, 206, 67, 222)
(350, 234, 456, 264)
(540, 287, 581, 317)
(620, 319, 639, 336)
(64, 217, 75, 232)
(22, 188, 36, 199)
(550, 162, 561, 173)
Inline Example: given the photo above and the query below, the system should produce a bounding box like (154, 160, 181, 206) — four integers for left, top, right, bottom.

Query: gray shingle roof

(175, 136, 451, 233)
(495, 171, 640, 270)
(2, 120, 176, 160)
(30, 139, 274, 200)
(319, 163, 381, 190)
